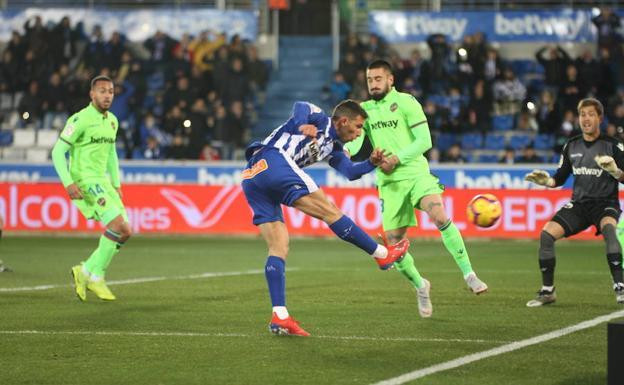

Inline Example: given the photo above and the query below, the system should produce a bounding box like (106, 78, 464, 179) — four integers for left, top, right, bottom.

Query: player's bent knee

(120, 229, 132, 242)
(116, 223, 132, 242)
(294, 193, 341, 223)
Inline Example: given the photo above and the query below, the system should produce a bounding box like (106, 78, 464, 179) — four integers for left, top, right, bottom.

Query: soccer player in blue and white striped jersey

(241, 100, 410, 336)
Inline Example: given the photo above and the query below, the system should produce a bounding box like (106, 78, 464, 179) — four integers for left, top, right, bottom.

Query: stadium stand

(0, 3, 269, 161)
(1, 1, 623, 165)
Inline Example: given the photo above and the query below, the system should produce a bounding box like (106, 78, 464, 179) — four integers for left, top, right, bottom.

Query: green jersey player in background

(345, 60, 488, 318)
(51, 75, 131, 301)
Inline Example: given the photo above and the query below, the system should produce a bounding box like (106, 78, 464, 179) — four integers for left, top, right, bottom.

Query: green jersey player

(345, 60, 488, 317)
(51, 75, 131, 301)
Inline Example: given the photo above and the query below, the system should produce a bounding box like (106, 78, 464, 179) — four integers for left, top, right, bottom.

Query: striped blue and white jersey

(246, 102, 345, 168)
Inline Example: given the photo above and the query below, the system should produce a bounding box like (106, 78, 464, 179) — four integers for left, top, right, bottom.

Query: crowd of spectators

(0, 15, 269, 160)
(335, 8, 624, 164)
(2, 8, 624, 164)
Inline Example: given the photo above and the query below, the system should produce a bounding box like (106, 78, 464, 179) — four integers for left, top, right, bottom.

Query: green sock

(394, 252, 424, 289)
(84, 233, 121, 278)
(440, 221, 473, 277)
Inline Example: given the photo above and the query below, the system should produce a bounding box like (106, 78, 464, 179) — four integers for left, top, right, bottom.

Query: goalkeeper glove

(525, 170, 553, 187)
(595, 155, 624, 179)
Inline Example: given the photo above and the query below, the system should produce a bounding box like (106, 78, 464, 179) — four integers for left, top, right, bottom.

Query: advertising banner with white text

(369, 9, 624, 43)
(0, 183, 602, 240)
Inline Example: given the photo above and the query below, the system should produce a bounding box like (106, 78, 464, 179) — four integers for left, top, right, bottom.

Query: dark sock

(607, 253, 623, 285)
(329, 215, 377, 255)
(265, 256, 286, 306)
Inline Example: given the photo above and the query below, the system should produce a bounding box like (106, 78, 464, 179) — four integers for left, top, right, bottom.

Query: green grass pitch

(0, 236, 621, 385)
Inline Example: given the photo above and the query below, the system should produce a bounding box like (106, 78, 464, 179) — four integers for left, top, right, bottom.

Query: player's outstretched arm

(595, 155, 624, 181)
(524, 169, 555, 187)
(328, 150, 376, 181)
(51, 139, 83, 199)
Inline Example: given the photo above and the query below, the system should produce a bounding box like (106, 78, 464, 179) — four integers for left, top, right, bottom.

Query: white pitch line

(0, 330, 507, 344)
(372, 309, 624, 385)
(0, 268, 280, 293)
(315, 335, 508, 344)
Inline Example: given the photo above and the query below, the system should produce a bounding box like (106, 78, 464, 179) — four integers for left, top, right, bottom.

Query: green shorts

(378, 174, 445, 231)
(72, 178, 128, 225)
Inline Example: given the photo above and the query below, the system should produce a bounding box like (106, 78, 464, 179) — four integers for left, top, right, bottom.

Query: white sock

(81, 265, 91, 277)
(371, 244, 388, 259)
(541, 285, 554, 292)
(463, 271, 476, 280)
(90, 274, 103, 282)
(273, 306, 289, 319)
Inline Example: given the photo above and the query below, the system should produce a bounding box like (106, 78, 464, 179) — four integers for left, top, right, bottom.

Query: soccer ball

(466, 194, 502, 228)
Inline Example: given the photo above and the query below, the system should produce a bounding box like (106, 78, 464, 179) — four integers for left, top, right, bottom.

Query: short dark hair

(366, 59, 393, 74)
(90, 75, 113, 89)
(332, 99, 368, 121)
(577, 98, 604, 117)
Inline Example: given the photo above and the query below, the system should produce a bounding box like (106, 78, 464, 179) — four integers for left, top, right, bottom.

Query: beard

(95, 100, 111, 111)
(369, 86, 389, 101)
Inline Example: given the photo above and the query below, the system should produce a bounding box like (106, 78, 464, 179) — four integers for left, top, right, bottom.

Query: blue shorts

(241, 147, 319, 225)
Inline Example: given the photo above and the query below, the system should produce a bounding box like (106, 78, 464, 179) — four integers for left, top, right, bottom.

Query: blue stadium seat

(509, 134, 533, 150)
(461, 133, 482, 150)
(427, 94, 450, 108)
(492, 115, 514, 131)
(435, 133, 457, 152)
(116, 147, 126, 159)
(0, 131, 13, 146)
(510, 59, 535, 77)
(132, 148, 145, 160)
(534, 133, 555, 150)
(478, 154, 499, 163)
(483, 134, 506, 150)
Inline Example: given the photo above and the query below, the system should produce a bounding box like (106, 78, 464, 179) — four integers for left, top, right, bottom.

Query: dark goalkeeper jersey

(552, 134, 624, 202)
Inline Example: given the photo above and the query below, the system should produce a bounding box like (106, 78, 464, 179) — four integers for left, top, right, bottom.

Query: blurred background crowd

(0, 15, 269, 160)
(0, 5, 623, 163)
(330, 8, 624, 164)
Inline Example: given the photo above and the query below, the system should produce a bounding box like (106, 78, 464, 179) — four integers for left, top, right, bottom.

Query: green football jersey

(59, 103, 119, 183)
(345, 88, 432, 184)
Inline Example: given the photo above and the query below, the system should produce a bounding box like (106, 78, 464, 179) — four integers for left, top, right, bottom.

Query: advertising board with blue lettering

(369, 10, 624, 43)
(0, 163, 570, 189)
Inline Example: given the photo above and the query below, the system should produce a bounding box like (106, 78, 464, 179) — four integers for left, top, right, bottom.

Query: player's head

(366, 59, 394, 101)
(89, 75, 114, 112)
(332, 99, 368, 142)
(577, 98, 603, 137)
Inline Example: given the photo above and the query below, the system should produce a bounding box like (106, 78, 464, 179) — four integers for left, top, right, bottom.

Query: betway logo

(405, 15, 467, 40)
(197, 168, 241, 186)
(89, 136, 115, 144)
(495, 12, 586, 39)
(370, 120, 399, 130)
(160, 186, 241, 228)
(455, 170, 535, 189)
(572, 166, 603, 177)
